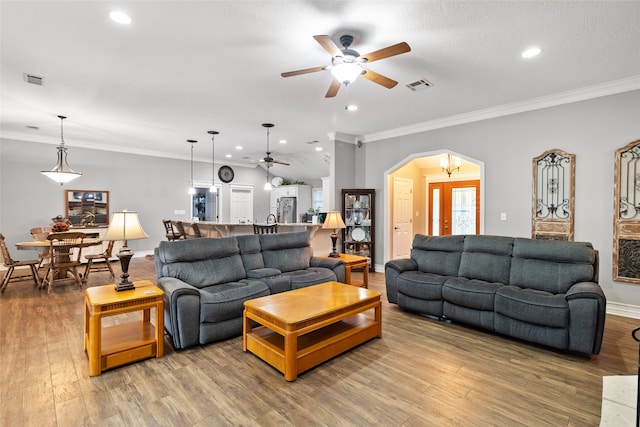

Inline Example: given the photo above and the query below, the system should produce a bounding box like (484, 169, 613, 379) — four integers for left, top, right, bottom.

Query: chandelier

(440, 153, 462, 177)
(41, 115, 82, 185)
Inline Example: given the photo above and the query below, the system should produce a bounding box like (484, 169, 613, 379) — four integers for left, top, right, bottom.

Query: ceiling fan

(281, 34, 411, 98)
(261, 123, 289, 167)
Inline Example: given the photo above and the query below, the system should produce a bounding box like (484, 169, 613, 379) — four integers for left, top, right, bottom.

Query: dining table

(16, 237, 103, 283)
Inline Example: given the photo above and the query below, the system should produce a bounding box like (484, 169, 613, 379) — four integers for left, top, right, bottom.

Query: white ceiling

(2, 1, 639, 181)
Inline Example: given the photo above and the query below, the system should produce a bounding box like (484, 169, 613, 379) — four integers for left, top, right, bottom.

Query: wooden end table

(243, 281, 381, 381)
(323, 253, 369, 288)
(84, 280, 164, 376)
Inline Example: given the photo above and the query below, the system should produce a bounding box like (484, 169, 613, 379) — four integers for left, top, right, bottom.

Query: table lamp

(103, 210, 148, 291)
(322, 211, 346, 258)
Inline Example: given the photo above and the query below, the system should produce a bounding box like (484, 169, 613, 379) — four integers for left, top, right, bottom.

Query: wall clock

(218, 166, 234, 183)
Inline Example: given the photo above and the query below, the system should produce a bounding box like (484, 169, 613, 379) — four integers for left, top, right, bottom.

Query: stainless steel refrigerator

(277, 197, 297, 224)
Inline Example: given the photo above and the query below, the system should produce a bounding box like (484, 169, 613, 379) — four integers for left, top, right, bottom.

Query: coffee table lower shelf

(245, 313, 378, 379)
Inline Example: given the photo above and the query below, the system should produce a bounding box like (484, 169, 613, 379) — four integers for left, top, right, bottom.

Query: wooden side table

(323, 253, 369, 288)
(84, 280, 164, 376)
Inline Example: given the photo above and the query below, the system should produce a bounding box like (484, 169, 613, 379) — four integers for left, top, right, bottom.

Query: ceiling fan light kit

(281, 34, 411, 98)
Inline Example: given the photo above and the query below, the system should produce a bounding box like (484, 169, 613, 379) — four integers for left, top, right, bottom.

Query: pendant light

(187, 139, 197, 194)
(207, 131, 219, 193)
(263, 123, 273, 191)
(41, 115, 82, 185)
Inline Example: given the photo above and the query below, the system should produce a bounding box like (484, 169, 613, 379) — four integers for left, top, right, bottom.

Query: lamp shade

(103, 211, 148, 242)
(322, 211, 346, 229)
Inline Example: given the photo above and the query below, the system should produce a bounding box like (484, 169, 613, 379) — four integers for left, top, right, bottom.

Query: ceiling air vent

(24, 73, 44, 85)
(305, 140, 320, 145)
(406, 79, 432, 92)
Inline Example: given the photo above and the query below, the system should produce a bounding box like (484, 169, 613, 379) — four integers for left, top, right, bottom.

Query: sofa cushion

(397, 271, 447, 300)
(164, 255, 246, 289)
(284, 267, 336, 289)
(259, 231, 312, 272)
(510, 238, 595, 294)
(411, 234, 464, 276)
(442, 277, 502, 311)
(495, 285, 569, 328)
(200, 281, 269, 323)
(157, 236, 239, 264)
(236, 234, 265, 271)
(459, 235, 513, 283)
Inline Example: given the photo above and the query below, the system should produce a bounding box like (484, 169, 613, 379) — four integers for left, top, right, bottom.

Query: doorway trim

(383, 149, 485, 269)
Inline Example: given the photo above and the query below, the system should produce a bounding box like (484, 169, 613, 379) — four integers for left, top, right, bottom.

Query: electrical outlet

(500, 212, 507, 221)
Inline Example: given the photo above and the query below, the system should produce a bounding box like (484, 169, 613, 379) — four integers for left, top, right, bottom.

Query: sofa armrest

(566, 281, 607, 355)
(157, 277, 201, 349)
(384, 258, 418, 304)
(385, 258, 418, 274)
(310, 256, 346, 283)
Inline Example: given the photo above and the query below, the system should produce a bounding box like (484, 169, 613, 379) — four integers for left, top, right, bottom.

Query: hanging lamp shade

(208, 130, 219, 193)
(187, 139, 197, 194)
(41, 115, 82, 185)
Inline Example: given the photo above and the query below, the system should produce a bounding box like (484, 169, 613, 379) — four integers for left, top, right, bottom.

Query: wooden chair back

(191, 222, 202, 238)
(253, 224, 278, 234)
(47, 232, 86, 266)
(174, 221, 188, 239)
(0, 232, 42, 292)
(0, 233, 15, 266)
(163, 219, 181, 241)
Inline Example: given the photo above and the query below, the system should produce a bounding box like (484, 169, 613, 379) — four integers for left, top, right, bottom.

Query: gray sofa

(385, 234, 606, 355)
(155, 231, 345, 349)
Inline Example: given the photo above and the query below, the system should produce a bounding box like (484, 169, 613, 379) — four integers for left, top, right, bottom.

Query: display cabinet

(341, 189, 375, 271)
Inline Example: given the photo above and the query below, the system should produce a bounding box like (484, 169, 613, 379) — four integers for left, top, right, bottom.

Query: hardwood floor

(1, 257, 637, 426)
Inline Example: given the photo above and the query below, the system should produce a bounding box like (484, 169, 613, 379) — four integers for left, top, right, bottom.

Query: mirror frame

(65, 190, 110, 227)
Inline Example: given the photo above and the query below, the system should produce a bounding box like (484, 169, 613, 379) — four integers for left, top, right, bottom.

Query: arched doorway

(384, 150, 484, 262)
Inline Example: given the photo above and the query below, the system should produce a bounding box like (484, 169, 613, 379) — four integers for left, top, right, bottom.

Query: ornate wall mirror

(65, 190, 110, 226)
(532, 149, 575, 241)
(613, 139, 640, 283)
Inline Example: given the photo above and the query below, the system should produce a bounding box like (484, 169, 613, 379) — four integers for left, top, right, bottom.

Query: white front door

(392, 177, 413, 259)
(230, 185, 254, 223)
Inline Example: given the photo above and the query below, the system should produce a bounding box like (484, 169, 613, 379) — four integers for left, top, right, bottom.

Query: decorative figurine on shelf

(51, 215, 70, 232)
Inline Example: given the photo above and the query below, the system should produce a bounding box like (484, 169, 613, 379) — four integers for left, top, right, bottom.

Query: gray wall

(359, 90, 640, 307)
(0, 139, 270, 253)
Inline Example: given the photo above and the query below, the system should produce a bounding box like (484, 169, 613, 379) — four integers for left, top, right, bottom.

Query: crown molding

(364, 76, 640, 142)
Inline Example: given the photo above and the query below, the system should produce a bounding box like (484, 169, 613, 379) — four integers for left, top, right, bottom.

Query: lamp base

(114, 247, 136, 292)
(328, 232, 341, 258)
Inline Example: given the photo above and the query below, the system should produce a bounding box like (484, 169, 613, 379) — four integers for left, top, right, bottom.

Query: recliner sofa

(385, 234, 606, 355)
(155, 231, 345, 349)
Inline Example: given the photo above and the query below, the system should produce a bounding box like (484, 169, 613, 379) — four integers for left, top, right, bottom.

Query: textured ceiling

(1, 1, 639, 180)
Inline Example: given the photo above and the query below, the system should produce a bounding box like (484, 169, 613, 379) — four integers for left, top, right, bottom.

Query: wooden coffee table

(243, 281, 381, 381)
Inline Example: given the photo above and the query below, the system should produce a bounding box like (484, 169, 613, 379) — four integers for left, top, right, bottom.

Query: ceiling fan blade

(281, 66, 326, 78)
(313, 35, 343, 58)
(325, 78, 341, 98)
(273, 160, 290, 166)
(360, 42, 411, 63)
(361, 68, 398, 89)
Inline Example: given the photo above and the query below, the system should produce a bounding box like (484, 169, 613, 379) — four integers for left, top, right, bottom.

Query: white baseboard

(607, 302, 640, 319)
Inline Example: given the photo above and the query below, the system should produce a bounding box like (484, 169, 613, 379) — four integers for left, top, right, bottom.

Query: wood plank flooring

(1, 257, 637, 426)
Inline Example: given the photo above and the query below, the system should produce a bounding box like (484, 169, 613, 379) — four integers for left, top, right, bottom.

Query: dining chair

(82, 240, 115, 283)
(253, 224, 278, 234)
(174, 221, 188, 240)
(0, 233, 42, 293)
(42, 231, 86, 294)
(163, 219, 184, 241)
(30, 226, 52, 269)
(191, 222, 203, 238)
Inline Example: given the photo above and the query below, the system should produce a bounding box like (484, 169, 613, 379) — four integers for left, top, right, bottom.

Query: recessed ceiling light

(345, 104, 358, 111)
(235, 145, 243, 150)
(279, 139, 287, 144)
(225, 154, 232, 158)
(315, 147, 322, 152)
(521, 47, 542, 58)
(109, 11, 132, 25)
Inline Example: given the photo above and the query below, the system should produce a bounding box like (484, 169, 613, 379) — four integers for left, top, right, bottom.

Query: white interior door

(392, 177, 413, 259)
(230, 185, 254, 223)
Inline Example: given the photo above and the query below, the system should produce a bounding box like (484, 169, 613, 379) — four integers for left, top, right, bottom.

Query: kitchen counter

(181, 221, 334, 256)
